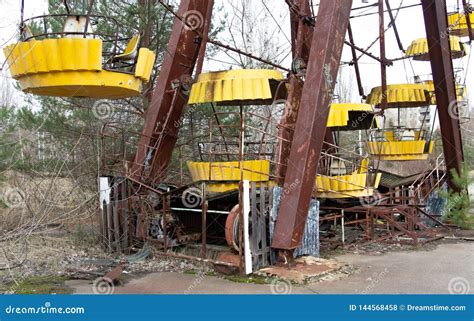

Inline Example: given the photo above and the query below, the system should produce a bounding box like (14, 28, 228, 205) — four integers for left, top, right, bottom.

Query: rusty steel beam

(421, 0, 464, 192)
(343, 40, 386, 63)
(379, 0, 388, 111)
(272, 0, 353, 254)
(385, 0, 404, 52)
(195, 0, 214, 76)
(275, 0, 313, 184)
(131, 0, 212, 183)
(347, 22, 364, 97)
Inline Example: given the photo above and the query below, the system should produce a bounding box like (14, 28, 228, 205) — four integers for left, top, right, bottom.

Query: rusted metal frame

(201, 183, 207, 258)
(385, 0, 404, 52)
(99, 202, 107, 249)
(121, 181, 129, 251)
(238, 105, 244, 275)
(379, 0, 388, 111)
(207, 39, 290, 72)
(288, 0, 300, 55)
(136, 198, 147, 239)
(258, 82, 288, 157)
(162, 194, 169, 252)
(131, 0, 212, 183)
(421, 0, 464, 192)
(211, 103, 231, 161)
(103, 265, 123, 284)
(251, 182, 258, 264)
(343, 218, 367, 225)
(415, 206, 450, 230)
(113, 183, 121, 252)
(462, 0, 474, 41)
(271, 0, 353, 255)
(373, 207, 422, 240)
(368, 210, 375, 240)
(343, 40, 388, 64)
(146, 89, 193, 183)
(106, 200, 113, 252)
(83, 0, 95, 38)
(347, 22, 364, 98)
(208, 118, 213, 179)
(319, 214, 343, 222)
(195, 0, 214, 76)
(259, 184, 268, 262)
(276, 0, 313, 185)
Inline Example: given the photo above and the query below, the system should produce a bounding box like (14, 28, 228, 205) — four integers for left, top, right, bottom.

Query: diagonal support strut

(271, 0, 353, 255)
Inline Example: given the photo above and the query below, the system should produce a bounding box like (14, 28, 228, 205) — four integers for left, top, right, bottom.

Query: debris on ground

(256, 256, 353, 285)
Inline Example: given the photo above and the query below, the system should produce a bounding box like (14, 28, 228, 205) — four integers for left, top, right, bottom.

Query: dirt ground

(66, 240, 474, 295)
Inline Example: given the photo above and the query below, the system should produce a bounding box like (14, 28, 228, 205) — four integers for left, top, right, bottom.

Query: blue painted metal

(269, 187, 319, 264)
(423, 183, 448, 227)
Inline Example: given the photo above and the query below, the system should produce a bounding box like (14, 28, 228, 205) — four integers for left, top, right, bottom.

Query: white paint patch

(99, 177, 111, 210)
(243, 180, 252, 275)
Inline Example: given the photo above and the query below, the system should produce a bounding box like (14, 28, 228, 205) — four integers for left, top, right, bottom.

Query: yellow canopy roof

(187, 69, 285, 105)
(3, 38, 155, 99)
(366, 84, 431, 108)
(422, 80, 467, 104)
(405, 36, 468, 61)
(447, 12, 474, 37)
(327, 103, 377, 130)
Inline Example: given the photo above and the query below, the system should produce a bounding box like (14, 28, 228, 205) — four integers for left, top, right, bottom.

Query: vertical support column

(131, 0, 213, 183)
(271, 0, 353, 257)
(195, 0, 214, 76)
(276, 0, 313, 184)
(201, 183, 207, 259)
(421, 0, 464, 192)
(378, 0, 388, 111)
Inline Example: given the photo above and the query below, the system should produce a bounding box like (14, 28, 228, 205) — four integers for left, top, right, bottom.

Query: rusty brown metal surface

(214, 252, 241, 275)
(276, 0, 313, 184)
(225, 204, 240, 251)
(195, 0, 214, 76)
(104, 265, 123, 282)
(201, 184, 208, 259)
(379, 0, 388, 111)
(347, 22, 364, 97)
(272, 0, 353, 251)
(421, 0, 464, 192)
(385, 0, 404, 52)
(131, 0, 212, 183)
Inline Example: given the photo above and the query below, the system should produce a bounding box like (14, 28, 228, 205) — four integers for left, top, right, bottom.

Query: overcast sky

(1, 0, 472, 108)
